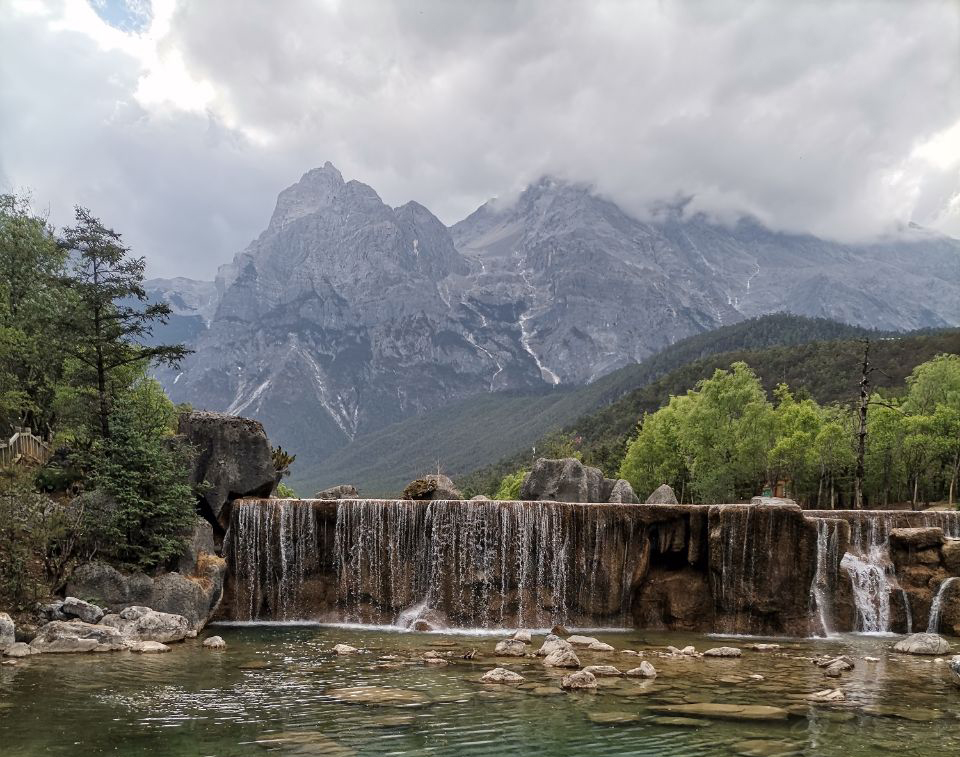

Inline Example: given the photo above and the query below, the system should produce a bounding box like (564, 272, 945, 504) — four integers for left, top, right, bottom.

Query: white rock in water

(893, 633, 951, 656)
(512, 629, 532, 643)
(203, 636, 226, 649)
(543, 647, 581, 668)
(495, 638, 527, 657)
(680, 646, 697, 656)
(481, 667, 525, 684)
(588, 641, 615, 652)
(704, 647, 742, 658)
(582, 665, 623, 677)
(334, 643, 360, 655)
(626, 661, 657, 679)
(567, 635, 600, 647)
(61, 597, 105, 625)
(3, 642, 34, 658)
(561, 670, 597, 690)
(128, 640, 170, 654)
(535, 635, 571, 657)
(806, 688, 845, 702)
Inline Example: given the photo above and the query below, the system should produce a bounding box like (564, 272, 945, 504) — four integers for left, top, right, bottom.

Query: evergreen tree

(58, 207, 189, 438)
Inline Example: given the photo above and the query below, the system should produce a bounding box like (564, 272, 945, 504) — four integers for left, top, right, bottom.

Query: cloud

(2, 0, 959, 278)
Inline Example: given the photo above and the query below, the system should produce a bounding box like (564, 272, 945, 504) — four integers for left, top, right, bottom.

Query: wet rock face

(891, 527, 945, 550)
(177, 411, 275, 530)
(0, 613, 14, 651)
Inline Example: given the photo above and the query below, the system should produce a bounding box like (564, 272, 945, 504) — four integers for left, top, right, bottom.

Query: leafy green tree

(812, 406, 855, 508)
(58, 207, 189, 438)
(494, 469, 528, 500)
(0, 194, 68, 433)
(619, 395, 693, 501)
(767, 385, 824, 504)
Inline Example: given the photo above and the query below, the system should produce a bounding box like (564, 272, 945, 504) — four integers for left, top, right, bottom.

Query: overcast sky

(2, 0, 959, 279)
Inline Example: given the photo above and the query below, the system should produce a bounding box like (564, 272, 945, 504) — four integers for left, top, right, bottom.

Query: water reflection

(0, 626, 958, 756)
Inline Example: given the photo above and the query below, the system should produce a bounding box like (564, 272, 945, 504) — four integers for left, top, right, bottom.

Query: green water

(1, 625, 958, 756)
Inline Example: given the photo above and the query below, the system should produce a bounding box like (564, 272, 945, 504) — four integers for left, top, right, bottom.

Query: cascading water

(927, 577, 959, 633)
(840, 514, 895, 634)
(810, 519, 842, 636)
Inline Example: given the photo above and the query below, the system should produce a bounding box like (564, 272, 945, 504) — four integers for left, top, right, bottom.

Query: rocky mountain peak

(267, 162, 347, 231)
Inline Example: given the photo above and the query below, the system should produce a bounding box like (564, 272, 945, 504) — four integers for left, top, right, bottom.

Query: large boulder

(893, 633, 951, 656)
(67, 559, 225, 631)
(942, 540, 960, 574)
(177, 411, 275, 529)
(0, 612, 14, 651)
(177, 518, 218, 573)
(29, 620, 125, 653)
(606, 479, 639, 504)
(645, 484, 679, 505)
(520, 458, 605, 502)
(315, 484, 359, 499)
(101, 606, 191, 643)
(61, 597, 105, 624)
(402, 474, 461, 500)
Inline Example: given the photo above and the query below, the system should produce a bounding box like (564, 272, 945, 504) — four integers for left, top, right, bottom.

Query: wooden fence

(0, 427, 52, 467)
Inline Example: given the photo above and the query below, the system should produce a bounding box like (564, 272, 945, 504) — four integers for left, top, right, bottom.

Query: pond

(1, 625, 958, 756)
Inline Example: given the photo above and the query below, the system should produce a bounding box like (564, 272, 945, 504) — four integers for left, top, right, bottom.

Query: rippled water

(1, 625, 959, 756)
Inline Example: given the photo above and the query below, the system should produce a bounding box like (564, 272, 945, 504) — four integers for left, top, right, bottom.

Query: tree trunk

(853, 340, 870, 510)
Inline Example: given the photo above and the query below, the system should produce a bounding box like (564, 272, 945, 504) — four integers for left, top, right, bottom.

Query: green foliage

(494, 470, 527, 500)
(276, 482, 299, 498)
(80, 388, 196, 570)
(272, 446, 297, 477)
(57, 207, 190, 438)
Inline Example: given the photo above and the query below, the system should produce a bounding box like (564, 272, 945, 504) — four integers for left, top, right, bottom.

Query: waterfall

(927, 577, 959, 633)
(901, 589, 913, 634)
(810, 519, 841, 636)
(838, 513, 900, 634)
(230, 500, 319, 621)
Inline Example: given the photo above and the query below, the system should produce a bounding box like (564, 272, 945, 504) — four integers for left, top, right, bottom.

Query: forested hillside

(458, 329, 960, 499)
(294, 314, 884, 496)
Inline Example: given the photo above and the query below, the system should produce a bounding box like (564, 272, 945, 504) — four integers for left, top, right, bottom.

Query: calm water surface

(1, 625, 959, 756)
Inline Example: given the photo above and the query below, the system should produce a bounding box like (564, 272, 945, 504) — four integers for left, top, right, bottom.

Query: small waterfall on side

(900, 589, 913, 634)
(927, 577, 959, 633)
(810, 519, 842, 636)
(840, 514, 895, 633)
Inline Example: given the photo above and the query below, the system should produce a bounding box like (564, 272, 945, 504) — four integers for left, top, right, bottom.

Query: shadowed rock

(178, 411, 275, 530)
(402, 474, 461, 500)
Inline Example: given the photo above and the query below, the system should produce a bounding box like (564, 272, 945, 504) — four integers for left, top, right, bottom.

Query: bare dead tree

(853, 339, 872, 510)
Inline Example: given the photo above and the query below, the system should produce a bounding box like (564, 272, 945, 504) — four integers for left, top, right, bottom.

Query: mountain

(142, 277, 218, 348)
(291, 314, 880, 496)
(158, 164, 960, 474)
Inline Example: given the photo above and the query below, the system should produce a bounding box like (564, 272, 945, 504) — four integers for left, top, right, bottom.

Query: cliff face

(155, 165, 960, 468)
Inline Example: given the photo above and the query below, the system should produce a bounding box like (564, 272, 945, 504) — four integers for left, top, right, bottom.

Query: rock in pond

(512, 629, 532, 643)
(567, 635, 600, 647)
(3, 642, 35, 658)
(61, 597, 105, 625)
(203, 635, 226, 649)
(101, 606, 191, 643)
(588, 641, 615, 652)
(561, 670, 598, 690)
(481, 667, 525, 684)
(893, 633, 951, 656)
(704, 647, 742, 658)
(806, 689, 845, 702)
(334, 643, 360, 655)
(128, 640, 170, 653)
(29, 620, 125, 653)
(582, 665, 623, 677)
(327, 686, 430, 707)
(0, 612, 14, 651)
(949, 656, 960, 686)
(543, 647, 581, 668)
(650, 703, 791, 722)
(588, 711, 640, 724)
(626, 661, 657, 679)
(494, 638, 527, 657)
(535, 634, 570, 657)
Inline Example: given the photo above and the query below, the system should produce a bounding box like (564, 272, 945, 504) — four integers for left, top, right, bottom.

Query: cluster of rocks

(888, 528, 960, 635)
(519, 458, 639, 504)
(1, 598, 222, 657)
